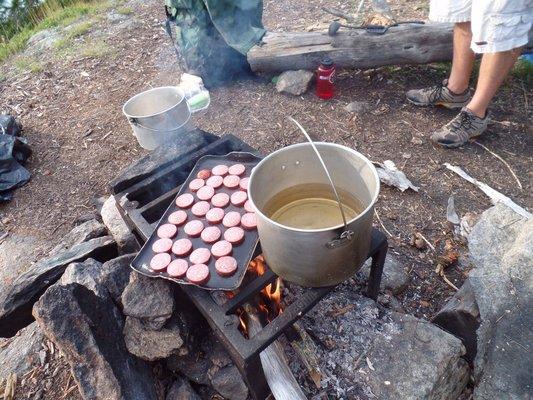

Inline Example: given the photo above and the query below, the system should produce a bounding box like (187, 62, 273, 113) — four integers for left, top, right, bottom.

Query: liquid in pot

(263, 183, 364, 230)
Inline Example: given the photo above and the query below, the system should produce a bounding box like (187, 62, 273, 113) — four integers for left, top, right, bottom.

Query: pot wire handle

(288, 117, 354, 248)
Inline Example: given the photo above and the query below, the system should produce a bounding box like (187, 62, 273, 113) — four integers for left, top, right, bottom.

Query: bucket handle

(128, 114, 191, 132)
(288, 117, 355, 249)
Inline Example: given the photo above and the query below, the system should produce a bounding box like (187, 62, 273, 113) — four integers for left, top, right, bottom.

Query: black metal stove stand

(113, 132, 387, 400)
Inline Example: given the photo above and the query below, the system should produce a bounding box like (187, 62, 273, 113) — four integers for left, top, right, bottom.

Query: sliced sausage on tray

(241, 213, 257, 230)
(244, 200, 255, 213)
(152, 238, 173, 253)
(222, 211, 241, 228)
(211, 193, 230, 208)
(184, 220, 204, 237)
(189, 178, 205, 192)
(239, 177, 249, 191)
(205, 207, 225, 224)
(230, 191, 247, 206)
(157, 223, 178, 239)
(167, 259, 189, 278)
(228, 163, 246, 176)
(186, 264, 210, 284)
(201, 226, 222, 244)
(189, 248, 211, 265)
(206, 175, 223, 189)
(211, 240, 233, 258)
(168, 210, 188, 226)
(172, 238, 193, 257)
(176, 193, 194, 209)
(223, 227, 245, 245)
(211, 165, 229, 176)
(150, 253, 171, 271)
(192, 201, 211, 217)
(215, 256, 238, 277)
(223, 175, 240, 189)
(197, 169, 211, 180)
(196, 185, 215, 201)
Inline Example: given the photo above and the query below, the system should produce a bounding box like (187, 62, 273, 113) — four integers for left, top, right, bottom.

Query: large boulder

(48, 219, 107, 256)
(276, 70, 314, 95)
(166, 377, 201, 400)
(359, 253, 410, 294)
(466, 205, 532, 399)
(0, 235, 116, 337)
(298, 287, 470, 399)
(123, 316, 185, 361)
(59, 258, 106, 297)
(100, 196, 139, 254)
(33, 283, 158, 400)
(0, 322, 43, 383)
(121, 272, 175, 330)
(99, 254, 135, 306)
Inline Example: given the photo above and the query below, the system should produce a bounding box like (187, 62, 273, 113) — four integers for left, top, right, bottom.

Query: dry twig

(375, 209, 394, 238)
(415, 232, 435, 251)
(473, 141, 522, 190)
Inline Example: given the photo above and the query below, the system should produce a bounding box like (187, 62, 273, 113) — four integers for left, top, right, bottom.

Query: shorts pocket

(489, 13, 532, 43)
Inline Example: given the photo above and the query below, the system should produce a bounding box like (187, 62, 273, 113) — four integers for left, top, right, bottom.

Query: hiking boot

(406, 79, 472, 109)
(430, 107, 490, 148)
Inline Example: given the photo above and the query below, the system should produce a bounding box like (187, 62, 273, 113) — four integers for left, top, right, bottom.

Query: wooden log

(287, 322, 322, 389)
(432, 279, 480, 362)
(248, 23, 454, 73)
(244, 304, 307, 400)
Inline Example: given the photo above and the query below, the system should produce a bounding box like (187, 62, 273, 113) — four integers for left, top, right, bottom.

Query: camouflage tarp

(165, 0, 265, 87)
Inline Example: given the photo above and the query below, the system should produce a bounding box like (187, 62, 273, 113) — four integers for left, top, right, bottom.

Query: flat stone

(121, 272, 174, 330)
(0, 233, 46, 287)
(100, 196, 139, 254)
(359, 253, 411, 294)
(466, 205, 532, 399)
(0, 322, 43, 382)
(276, 70, 314, 95)
(210, 365, 248, 400)
(110, 129, 218, 193)
(48, 219, 107, 256)
(33, 283, 157, 400)
(59, 258, 106, 297)
(99, 254, 135, 306)
(345, 101, 373, 113)
(299, 287, 469, 399)
(166, 377, 201, 400)
(124, 316, 184, 361)
(25, 29, 61, 55)
(0, 236, 116, 337)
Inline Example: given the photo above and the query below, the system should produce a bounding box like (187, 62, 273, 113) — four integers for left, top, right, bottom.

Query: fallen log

(432, 279, 480, 362)
(248, 23, 454, 73)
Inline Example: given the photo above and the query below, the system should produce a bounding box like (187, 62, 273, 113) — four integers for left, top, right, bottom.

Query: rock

(48, 219, 107, 256)
(107, 10, 129, 23)
(0, 233, 45, 287)
(345, 101, 373, 113)
(99, 254, 135, 306)
(33, 284, 157, 400)
(25, 29, 61, 55)
(0, 236, 116, 337)
(359, 254, 410, 294)
(466, 205, 533, 399)
(59, 258, 106, 297)
(210, 365, 249, 400)
(121, 272, 174, 330)
(110, 129, 218, 193)
(166, 377, 201, 400)
(275, 70, 314, 95)
(300, 287, 469, 399)
(124, 316, 184, 361)
(101, 196, 139, 254)
(0, 323, 43, 382)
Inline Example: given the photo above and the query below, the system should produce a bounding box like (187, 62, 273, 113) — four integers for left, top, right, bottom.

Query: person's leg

(466, 48, 522, 118)
(446, 22, 476, 94)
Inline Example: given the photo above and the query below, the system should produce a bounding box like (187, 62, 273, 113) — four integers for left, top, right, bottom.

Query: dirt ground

(0, 0, 531, 397)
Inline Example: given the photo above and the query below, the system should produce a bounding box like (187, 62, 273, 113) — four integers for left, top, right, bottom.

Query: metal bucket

(122, 86, 192, 150)
(248, 142, 380, 287)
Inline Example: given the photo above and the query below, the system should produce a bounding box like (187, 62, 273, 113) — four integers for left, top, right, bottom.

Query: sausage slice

(215, 256, 238, 277)
(223, 227, 245, 245)
(206, 175, 223, 189)
(186, 264, 210, 284)
(206, 207, 225, 224)
(239, 177, 249, 191)
(230, 191, 247, 206)
(167, 259, 189, 278)
(211, 193, 230, 208)
(211, 240, 233, 258)
(176, 193, 194, 209)
(197, 169, 211, 179)
(196, 185, 215, 201)
(201, 226, 222, 244)
(188, 178, 205, 192)
(157, 223, 177, 239)
(192, 201, 211, 217)
(152, 238, 173, 253)
(184, 220, 204, 237)
(241, 213, 257, 230)
(150, 253, 171, 271)
(211, 165, 229, 176)
(223, 175, 240, 189)
(189, 248, 211, 265)
(228, 164, 246, 176)
(168, 210, 188, 226)
(172, 238, 193, 257)
(222, 211, 241, 228)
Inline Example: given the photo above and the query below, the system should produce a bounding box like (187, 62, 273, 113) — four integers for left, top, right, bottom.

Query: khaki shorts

(429, 0, 533, 53)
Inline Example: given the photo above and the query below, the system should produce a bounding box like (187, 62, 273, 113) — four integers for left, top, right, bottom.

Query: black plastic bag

(0, 115, 32, 202)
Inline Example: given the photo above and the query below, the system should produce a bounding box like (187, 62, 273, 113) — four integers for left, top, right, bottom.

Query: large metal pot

(248, 142, 380, 287)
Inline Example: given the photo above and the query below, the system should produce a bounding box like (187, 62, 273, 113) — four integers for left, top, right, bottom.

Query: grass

(512, 58, 533, 87)
(65, 20, 94, 39)
(81, 39, 116, 58)
(0, 0, 110, 63)
(116, 6, 133, 15)
(14, 57, 44, 73)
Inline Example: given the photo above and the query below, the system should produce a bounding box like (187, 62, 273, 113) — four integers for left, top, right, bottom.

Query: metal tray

(131, 152, 262, 290)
